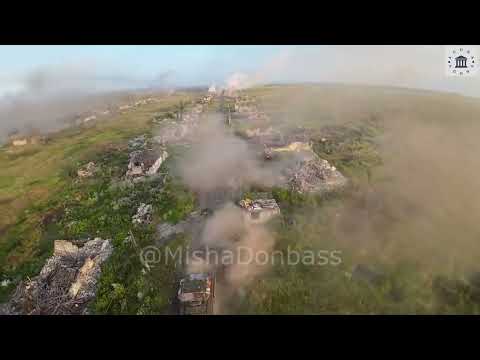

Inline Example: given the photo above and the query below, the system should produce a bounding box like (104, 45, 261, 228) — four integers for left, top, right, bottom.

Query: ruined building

(126, 149, 169, 179)
(239, 198, 281, 224)
(3, 238, 112, 315)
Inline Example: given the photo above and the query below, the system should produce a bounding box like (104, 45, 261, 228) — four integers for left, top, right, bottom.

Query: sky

(0, 46, 283, 95)
(0, 45, 479, 97)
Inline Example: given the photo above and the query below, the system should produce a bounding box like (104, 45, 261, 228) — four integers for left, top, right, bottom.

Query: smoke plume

(0, 64, 176, 144)
(176, 116, 278, 195)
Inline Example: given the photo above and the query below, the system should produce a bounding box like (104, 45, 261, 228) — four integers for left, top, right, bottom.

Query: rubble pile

(9, 134, 47, 147)
(126, 148, 169, 179)
(241, 121, 346, 194)
(233, 95, 269, 123)
(132, 203, 153, 225)
(3, 238, 112, 315)
(238, 198, 281, 224)
(288, 157, 347, 194)
(77, 162, 97, 178)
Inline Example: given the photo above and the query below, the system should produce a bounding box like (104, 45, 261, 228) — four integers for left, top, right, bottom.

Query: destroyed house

(239, 198, 281, 224)
(126, 149, 169, 178)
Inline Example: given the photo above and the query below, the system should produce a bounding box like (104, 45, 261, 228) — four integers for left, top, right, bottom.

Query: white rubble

(132, 203, 153, 225)
(5, 238, 113, 315)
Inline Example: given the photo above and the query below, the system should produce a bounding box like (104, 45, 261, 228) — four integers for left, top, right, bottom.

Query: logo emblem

(445, 46, 478, 77)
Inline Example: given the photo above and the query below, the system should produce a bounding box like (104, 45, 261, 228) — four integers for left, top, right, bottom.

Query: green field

(0, 92, 196, 303)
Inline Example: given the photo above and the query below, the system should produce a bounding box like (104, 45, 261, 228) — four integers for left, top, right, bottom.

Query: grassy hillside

(0, 92, 196, 302)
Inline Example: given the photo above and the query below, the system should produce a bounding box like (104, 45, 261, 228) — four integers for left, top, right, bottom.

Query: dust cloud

(186, 203, 275, 314)
(272, 86, 480, 277)
(176, 117, 281, 312)
(176, 116, 279, 195)
(0, 64, 176, 144)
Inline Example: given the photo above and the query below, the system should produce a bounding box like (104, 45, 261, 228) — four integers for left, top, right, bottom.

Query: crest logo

(445, 46, 478, 77)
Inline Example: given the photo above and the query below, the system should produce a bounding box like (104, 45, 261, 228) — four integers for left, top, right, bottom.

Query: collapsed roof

(4, 238, 112, 315)
(126, 148, 169, 179)
(288, 158, 348, 194)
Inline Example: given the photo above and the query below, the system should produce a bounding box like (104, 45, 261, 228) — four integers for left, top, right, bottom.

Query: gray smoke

(0, 64, 176, 144)
(176, 116, 278, 194)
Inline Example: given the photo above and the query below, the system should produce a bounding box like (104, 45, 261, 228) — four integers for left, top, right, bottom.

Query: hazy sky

(0, 45, 479, 97)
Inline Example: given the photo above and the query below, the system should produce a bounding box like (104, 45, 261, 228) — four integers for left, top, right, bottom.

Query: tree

(175, 100, 187, 121)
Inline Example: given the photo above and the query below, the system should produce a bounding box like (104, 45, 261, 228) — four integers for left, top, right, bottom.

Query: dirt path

(165, 93, 251, 315)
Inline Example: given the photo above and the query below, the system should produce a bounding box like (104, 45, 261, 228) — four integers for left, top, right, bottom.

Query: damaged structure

(126, 148, 169, 179)
(9, 134, 47, 147)
(2, 238, 113, 315)
(238, 198, 281, 224)
(244, 124, 348, 195)
(233, 95, 270, 123)
(288, 158, 348, 194)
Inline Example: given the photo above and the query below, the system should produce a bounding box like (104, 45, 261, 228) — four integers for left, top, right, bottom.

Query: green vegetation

(0, 93, 196, 306)
(227, 85, 480, 314)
